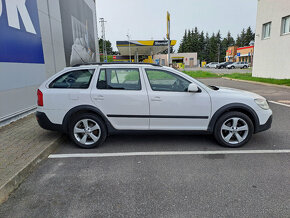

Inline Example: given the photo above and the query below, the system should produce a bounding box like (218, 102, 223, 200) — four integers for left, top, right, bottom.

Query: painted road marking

(269, 101, 290, 108)
(49, 149, 290, 159)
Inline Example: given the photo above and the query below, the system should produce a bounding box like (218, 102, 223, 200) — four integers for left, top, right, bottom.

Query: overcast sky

(96, 0, 258, 51)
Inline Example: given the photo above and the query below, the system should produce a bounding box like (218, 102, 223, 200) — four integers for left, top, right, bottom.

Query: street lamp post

(126, 34, 131, 62)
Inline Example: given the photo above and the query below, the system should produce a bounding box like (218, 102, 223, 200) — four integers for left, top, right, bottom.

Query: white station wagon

(36, 63, 272, 148)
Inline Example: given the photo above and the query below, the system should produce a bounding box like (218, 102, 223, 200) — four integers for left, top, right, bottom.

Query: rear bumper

(36, 111, 63, 132)
(255, 115, 272, 133)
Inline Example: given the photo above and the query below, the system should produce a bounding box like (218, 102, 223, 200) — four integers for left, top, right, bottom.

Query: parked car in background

(227, 62, 249, 69)
(36, 63, 272, 149)
(205, 62, 219, 68)
(216, 62, 233, 69)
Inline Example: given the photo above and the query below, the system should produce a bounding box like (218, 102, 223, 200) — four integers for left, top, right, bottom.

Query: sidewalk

(0, 114, 62, 204)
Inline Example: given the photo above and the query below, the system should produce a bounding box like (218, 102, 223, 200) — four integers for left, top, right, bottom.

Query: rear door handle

(151, 96, 161, 102)
(93, 95, 104, 100)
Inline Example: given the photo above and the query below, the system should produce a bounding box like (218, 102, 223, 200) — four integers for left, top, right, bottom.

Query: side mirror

(188, 83, 199, 92)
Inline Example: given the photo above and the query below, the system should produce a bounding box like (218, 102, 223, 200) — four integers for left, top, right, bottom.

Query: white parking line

(269, 101, 290, 108)
(48, 149, 290, 159)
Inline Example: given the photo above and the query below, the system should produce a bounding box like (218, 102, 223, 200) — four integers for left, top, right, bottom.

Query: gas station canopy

(116, 40, 177, 56)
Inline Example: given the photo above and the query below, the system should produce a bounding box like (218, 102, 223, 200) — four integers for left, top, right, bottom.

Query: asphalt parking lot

(0, 78, 290, 217)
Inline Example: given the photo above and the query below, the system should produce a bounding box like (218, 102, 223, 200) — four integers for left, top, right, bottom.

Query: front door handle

(93, 95, 104, 100)
(151, 96, 161, 102)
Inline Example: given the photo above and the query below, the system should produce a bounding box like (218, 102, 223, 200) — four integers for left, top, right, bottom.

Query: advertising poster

(0, 0, 44, 63)
(59, 0, 97, 66)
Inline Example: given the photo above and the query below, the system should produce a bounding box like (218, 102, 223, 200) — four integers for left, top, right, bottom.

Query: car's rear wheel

(69, 113, 107, 148)
(214, 112, 254, 147)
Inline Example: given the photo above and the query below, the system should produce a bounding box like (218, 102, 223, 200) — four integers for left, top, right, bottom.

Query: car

(227, 62, 249, 69)
(216, 62, 233, 69)
(205, 62, 219, 68)
(36, 62, 272, 149)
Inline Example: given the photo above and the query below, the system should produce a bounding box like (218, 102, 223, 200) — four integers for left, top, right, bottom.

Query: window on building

(262, 22, 271, 39)
(49, 69, 94, 89)
(282, 15, 290, 35)
(97, 68, 141, 90)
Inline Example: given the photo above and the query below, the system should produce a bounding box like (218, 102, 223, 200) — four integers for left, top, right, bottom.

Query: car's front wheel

(69, 114, 107, 148)
(214, 112, 254, 147)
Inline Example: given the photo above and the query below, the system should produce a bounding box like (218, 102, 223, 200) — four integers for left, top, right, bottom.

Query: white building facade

(253, 0, 290, 79)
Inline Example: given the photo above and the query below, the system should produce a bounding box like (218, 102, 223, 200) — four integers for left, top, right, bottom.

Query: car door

(91, 67, 149, 130)
(143, 68, 211, 130)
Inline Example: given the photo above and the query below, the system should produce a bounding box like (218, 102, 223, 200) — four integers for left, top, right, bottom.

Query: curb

(222, 77, 290, 89)
(0, 135, 63, 205)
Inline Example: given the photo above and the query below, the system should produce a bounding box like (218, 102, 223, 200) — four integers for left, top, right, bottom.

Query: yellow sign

(167, 11, 170, 39)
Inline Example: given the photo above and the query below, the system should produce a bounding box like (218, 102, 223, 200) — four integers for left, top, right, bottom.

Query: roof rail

(72, 62, 162, 67)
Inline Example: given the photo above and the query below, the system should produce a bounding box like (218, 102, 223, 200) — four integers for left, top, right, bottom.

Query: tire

(214, 111, 254, 148)
(221, 66, 224, 69)
(69, 113, 107, 148)
(231, 66, 235, 69)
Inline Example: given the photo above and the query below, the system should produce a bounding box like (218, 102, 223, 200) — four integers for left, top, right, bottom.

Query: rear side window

(49, 69, 94, 89)
(97, 68, 141, 90)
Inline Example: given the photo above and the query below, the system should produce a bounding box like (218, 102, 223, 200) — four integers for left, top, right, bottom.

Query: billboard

(0, 0, 44, 63)
(59, 0, 97, 66)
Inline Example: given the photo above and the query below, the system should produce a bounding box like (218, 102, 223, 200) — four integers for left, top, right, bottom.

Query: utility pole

(126, 34, 131, 62)
(99, 18, 107, 62)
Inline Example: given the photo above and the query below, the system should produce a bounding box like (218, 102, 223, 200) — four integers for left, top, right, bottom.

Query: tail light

(37, 89, 43, 106)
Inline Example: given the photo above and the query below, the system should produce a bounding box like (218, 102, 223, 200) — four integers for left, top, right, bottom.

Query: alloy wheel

(220, 117, 249, 145)
(73, 119, 101, 145)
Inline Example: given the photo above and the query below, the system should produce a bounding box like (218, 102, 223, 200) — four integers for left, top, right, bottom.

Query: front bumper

(255, 115, 272, 133)
(36, 111, 63, 132)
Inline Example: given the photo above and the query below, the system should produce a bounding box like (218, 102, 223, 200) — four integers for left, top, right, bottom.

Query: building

(253, 0, 290, 79)
(226, 46, 238, 62)
(115, 40, 197, 68)
(115, 40, 177, 63)
(226, 44, 254, 66)
(0, 0, 99, 124)
(154, 53, 198, 68)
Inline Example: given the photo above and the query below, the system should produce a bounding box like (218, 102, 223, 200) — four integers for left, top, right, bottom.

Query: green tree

(190, 27, 200, 53)
(221, 32, 235, 61)
(236, 34, 242, 47)
(208, 33, 218, 62)
(178, 30, 188, 53)
(244, 26, 255, 46)
(240, 28, 246, 46)
(204, 32, 210, 62)
(215, 31, 222, 62)
(99, 39, 113, 55)
(199, 31, 206, 61)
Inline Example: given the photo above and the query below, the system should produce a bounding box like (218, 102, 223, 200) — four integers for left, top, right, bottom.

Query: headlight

(255, 99, 270, 110)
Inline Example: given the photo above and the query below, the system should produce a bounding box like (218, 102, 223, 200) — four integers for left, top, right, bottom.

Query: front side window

(145, 69, 190, 92)
(282, 15, 290, 34)
(97, 68, 141, 90)
(262, 22, 271, 39)
(49, 69, 94, 89)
